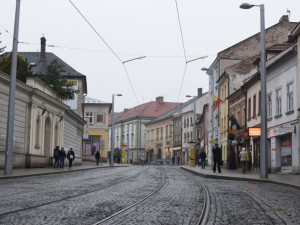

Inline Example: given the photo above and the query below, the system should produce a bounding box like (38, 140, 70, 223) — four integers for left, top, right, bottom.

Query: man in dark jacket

(199, 150, 207, 169)
(53, 146, 60, 168)
(59, 147, 66, 169)
(67, 148, 75, 168)
(95, 150, 100, 165)
(212, 143, 222, 173)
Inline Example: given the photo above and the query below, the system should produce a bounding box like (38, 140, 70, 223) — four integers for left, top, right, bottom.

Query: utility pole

(5, 0, 21, 175)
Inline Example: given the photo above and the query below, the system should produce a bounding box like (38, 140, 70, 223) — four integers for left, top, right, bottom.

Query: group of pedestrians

(53, 146, 75, 169)
(197, 143, 222, 173)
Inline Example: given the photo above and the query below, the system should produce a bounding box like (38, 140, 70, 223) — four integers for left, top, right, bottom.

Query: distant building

(82, 97, 112, 162)
(108, 97, 180, 164)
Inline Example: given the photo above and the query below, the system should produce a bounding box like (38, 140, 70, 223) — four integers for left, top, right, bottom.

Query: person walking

(177, 155, 180, 165)
(212, 143, 222, 173)
(67, 148, 75, 168)
(95, 150, 100, 165)
(240, 147, 247, 174)
(199, 149, 207, 169)
(59, 147, 66, 169)
(53, 146, 60, 168)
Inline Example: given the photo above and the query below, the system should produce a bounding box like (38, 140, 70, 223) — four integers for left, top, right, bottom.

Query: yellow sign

(189, 141, 196, 167)
(121, 144, 127, 164)
(210, 139, 215, 144)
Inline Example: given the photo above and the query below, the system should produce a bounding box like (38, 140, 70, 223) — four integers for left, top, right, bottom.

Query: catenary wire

(174, 0, 187, 62)
(68, 0, 141, 106)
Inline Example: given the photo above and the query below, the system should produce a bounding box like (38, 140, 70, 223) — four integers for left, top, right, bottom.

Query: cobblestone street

(0, 166, 299, 225)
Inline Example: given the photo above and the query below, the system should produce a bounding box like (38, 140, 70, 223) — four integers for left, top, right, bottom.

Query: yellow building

(83, 97, 112, 162)
(217, 73, 229, 165)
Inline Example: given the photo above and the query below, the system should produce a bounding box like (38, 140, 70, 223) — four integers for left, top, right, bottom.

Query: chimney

(124, 108, 129, 112)
(197, 88, 203, 97)
(40, 37, 46, 60)
(279, 15, 289, 23)
(156, 96, 164, 104)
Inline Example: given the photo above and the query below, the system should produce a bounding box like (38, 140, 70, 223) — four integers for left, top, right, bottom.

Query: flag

(213, 96, 222, 111)
(229, 115, 241, 135)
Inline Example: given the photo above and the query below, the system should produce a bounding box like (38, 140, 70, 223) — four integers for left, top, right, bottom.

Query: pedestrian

(67, 147, 75, 168)
(59, 147, 66, 169)
(239, 147, 247, 173)
(212, 143, 222, 173)
(172, 155, 175, 165)
(199, 149, 206, 169)
(95, 150, 100, 165)
(53, 146, 60, 168)
(177, 155, 180, 165)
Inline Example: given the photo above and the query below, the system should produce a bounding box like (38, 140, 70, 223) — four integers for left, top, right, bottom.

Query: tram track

(93, 168, 166, 225)
(0, 167, 148, 217)
(93, 167, 210, 225)
(178, 169, 210, 225)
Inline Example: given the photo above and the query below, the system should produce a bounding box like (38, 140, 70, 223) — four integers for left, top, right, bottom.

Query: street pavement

(0, 161, 124, 179)
(181, 165, 300, 190)
(1, 162, 299, 190)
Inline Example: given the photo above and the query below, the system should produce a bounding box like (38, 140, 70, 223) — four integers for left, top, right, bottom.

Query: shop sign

(243, 131, 249, 140)
(249, 128, 261, 136)
(269, 125, 295, 138)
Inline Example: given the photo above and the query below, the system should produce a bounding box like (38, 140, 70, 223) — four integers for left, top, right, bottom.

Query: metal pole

(259, 4, 268, 178)
(4, 0, 21, 175)
(110, 95, 115, 166)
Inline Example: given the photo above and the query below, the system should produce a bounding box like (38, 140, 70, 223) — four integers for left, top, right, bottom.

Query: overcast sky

(1, 0, 300, 112)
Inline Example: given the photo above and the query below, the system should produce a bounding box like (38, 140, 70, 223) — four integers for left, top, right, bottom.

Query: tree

(41, 59, 79, 100)
(0, 53, 30, 82)
(0, 32, 5, 53)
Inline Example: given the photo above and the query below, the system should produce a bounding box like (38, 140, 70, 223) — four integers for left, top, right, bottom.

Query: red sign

(249, 128, 261, 136)
(243, 131, 249, 140)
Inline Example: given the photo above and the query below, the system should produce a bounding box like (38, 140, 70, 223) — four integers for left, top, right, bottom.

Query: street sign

(185, 148, 189, 152)
(210, 139, 215, 144)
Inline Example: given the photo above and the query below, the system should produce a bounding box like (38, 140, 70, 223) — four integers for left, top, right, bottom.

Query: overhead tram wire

(174, 0, 187, 62)
(68, 0, 140, 106)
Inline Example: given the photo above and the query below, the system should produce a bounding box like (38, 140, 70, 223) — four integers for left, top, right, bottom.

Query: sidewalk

(0, 161, 126, 179)
(181, 165, 300, 190)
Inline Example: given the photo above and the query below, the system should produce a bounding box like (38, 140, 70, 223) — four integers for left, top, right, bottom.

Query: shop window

(248, 98, 251, 120)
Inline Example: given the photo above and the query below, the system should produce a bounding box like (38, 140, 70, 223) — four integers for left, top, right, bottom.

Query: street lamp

(110, 93, 122, 166)
(240, 3, 267, 179)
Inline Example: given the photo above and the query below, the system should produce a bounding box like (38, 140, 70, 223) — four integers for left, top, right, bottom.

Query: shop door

(281, 136, 292, 173)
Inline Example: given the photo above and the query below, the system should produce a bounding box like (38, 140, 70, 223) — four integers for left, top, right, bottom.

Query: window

(184, 119, 186, 128)
(187, 118, 189, 127)
(258, 91, 261, 114)
(151, 129, 154, 141)
(97, 114, 103, 123)
(287, 83, 293, 111)
(85, 112, 93, 124)
(156, 128, 159, 140)
(253, 95, 256, 117)
(160, 127, 163, 139)
(187, 133, 189, 142)
(184, 133, 186, 143)
(267, 93, 272, 118)
(190, 117, 192, 126)
(165, 126, 168, 138)
(100, 140, 105, 150)
(169, 125, 173, 137)
(248, 98, 251, 120)
(276, 89, 282, 115)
